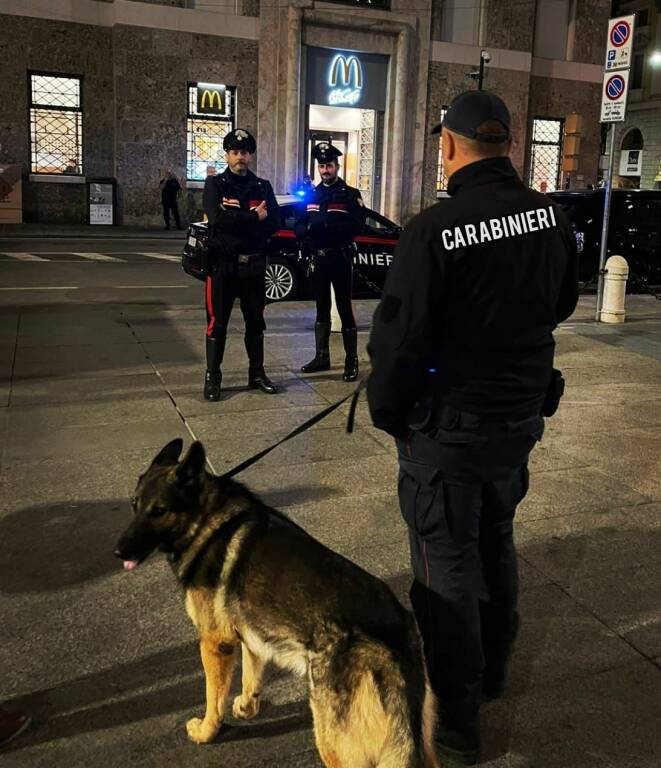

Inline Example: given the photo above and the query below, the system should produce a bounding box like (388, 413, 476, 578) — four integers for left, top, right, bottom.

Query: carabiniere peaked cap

(311, 141, 343, 163)
(223, 128, 257, 153)
(432, 90, 511, 143)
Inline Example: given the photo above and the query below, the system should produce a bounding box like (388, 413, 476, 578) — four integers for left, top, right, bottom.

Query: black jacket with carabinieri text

(367, 157, 579, 438)
(296, 178, 365, 249)
(203, 168, 280, 269)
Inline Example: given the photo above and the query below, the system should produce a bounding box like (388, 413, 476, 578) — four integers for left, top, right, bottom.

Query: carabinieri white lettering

(441, 205, 557, 251)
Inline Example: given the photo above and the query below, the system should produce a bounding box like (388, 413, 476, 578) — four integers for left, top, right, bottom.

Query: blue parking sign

(608, 50, 616, 61)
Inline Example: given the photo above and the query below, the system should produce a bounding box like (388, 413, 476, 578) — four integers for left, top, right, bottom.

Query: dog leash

(221, 380, 365, 480)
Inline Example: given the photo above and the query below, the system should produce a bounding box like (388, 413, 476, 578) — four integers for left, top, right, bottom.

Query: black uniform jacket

(203, 169, 280, 265)
(367, 157, 579, 438)
(296, 178, 365, 249)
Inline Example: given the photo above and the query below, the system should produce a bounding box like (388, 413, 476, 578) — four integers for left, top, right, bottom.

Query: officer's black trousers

(396, 410, 543, 727)
(311, 250, 355, 329)
(162, 199, 181, 229)
(205, 269, 266, 342)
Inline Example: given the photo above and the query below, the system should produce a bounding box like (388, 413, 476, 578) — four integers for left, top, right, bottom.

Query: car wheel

(265, 258, 298, 302)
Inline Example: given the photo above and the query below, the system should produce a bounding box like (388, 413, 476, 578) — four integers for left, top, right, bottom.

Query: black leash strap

(346, 378, 365, 434)
(221, 384, 362, 480)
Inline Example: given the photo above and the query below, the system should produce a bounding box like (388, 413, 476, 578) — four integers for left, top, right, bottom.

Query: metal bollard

(600, 255, 629, 324)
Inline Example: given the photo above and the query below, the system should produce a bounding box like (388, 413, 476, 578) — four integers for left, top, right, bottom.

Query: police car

(183, 194, 401, 301)
(548, 189, 661, 289)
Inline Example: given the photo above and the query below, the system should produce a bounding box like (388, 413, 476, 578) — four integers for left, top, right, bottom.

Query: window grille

(529, 118, 564, 193)
(29, 73, 83, 175)
(187, 84, 236, 181)
(436, 107, 448, 193)
(358, 109, 375, 208)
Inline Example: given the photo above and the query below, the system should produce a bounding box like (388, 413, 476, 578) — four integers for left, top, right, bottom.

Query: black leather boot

(341, 327, 359, 382)
(301, 321, 331, 373)
(482, 612, 519, 700)
(245, 334, 277, 394)
(203, 335, 224, 401)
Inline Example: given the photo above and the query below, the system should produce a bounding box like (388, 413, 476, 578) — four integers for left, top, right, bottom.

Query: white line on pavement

(3, 252, 48, 261)
(111, 285, 191, 289)
(0, 284, 191, 291)
(71, 252, 124, 262)
(136, 252, 181, 262)
(0, 286, 79, 290)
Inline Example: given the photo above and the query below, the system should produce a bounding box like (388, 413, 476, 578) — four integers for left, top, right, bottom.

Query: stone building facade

(0, 0, 611, 226)
(610, 1, 661, 190)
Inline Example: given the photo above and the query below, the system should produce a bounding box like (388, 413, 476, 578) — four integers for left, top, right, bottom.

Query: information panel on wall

(305, 47, 388, 111)
(88, 180, 116, 225)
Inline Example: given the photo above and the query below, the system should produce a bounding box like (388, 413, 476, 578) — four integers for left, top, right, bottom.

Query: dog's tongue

(123, 560, 139, 571)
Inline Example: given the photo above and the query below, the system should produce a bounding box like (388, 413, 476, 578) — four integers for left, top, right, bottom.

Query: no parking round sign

(605, 15, 635, 70)
(600, 69, 630, 123)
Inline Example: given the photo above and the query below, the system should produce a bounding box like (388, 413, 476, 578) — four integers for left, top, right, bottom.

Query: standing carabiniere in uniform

(296, 142, 366, 382)
(202, 129, 280, 401)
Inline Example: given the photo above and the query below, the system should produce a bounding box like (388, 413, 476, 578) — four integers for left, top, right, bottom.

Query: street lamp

(650, 50, 661, 66)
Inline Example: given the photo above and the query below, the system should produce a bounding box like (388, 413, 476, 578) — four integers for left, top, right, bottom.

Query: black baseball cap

(432, 90, 511, 143)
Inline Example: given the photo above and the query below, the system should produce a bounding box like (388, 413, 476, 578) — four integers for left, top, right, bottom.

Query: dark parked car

(183, 194, 401, 301)
(549, 189, 661, 288)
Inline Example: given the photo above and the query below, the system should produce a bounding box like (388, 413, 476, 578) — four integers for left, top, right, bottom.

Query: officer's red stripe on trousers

(205, 276, 216, 337)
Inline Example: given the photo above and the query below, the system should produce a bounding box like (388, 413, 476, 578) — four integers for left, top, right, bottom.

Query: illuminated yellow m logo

(329, 55, 363, 89)
(200, 89, 223, 110)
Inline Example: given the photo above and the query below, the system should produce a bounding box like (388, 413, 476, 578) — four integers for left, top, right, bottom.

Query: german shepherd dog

(114, 439, 439, 768)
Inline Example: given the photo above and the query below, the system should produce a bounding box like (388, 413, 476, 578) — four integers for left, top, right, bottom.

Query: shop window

(29, 72, 83, 175)
(631, 54, 644, 90)
(186, 84, 236, 181)
(529, 117, 564, 193)
(436, 107, 448, 194)
(533, 0, 570, 60)
(440, 0, 486, 45)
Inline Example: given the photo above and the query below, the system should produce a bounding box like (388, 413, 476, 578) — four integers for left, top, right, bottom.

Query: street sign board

(619, 149, 643, 176)
(600, 70, 630, 122)
(604, 15, 635, 71)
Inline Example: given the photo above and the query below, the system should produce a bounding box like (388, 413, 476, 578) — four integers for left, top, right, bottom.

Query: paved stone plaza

(1, 281, 660, 767)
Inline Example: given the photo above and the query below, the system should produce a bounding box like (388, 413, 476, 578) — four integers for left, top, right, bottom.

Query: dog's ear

(152, 438, 184, 467)
(176, 441, 206, 484)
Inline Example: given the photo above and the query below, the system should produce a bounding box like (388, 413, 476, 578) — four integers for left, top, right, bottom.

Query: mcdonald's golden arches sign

(197, 83, 226, 115)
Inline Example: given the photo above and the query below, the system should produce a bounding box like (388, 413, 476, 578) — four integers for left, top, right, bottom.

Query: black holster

(542, 368, 565, 417)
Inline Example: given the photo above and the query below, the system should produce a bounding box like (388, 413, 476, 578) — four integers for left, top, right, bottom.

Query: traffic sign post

(600, 70, 630, 123)
(604, 15, 635, 71)
(596, 15, 635, 322)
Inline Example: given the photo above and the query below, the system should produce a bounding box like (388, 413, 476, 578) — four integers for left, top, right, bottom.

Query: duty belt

(237, 252, 261, 263)
(436, 404, 542, 432)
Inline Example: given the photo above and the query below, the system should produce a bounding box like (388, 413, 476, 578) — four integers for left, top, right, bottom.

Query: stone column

(387, 26, 411, 222)
(283, 5, 303, 195)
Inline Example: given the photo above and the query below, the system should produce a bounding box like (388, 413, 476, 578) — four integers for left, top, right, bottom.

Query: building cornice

(0, 0, 259, 40)
(430, 40, 603, 84)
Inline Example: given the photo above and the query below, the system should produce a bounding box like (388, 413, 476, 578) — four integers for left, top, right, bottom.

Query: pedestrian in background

(367, 90, 578, 764)
(159, 169, 182, 230)
(202, 129, 280, 401)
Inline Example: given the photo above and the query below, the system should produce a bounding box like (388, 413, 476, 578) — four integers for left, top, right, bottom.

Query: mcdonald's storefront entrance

(304, 48, 388, 211)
